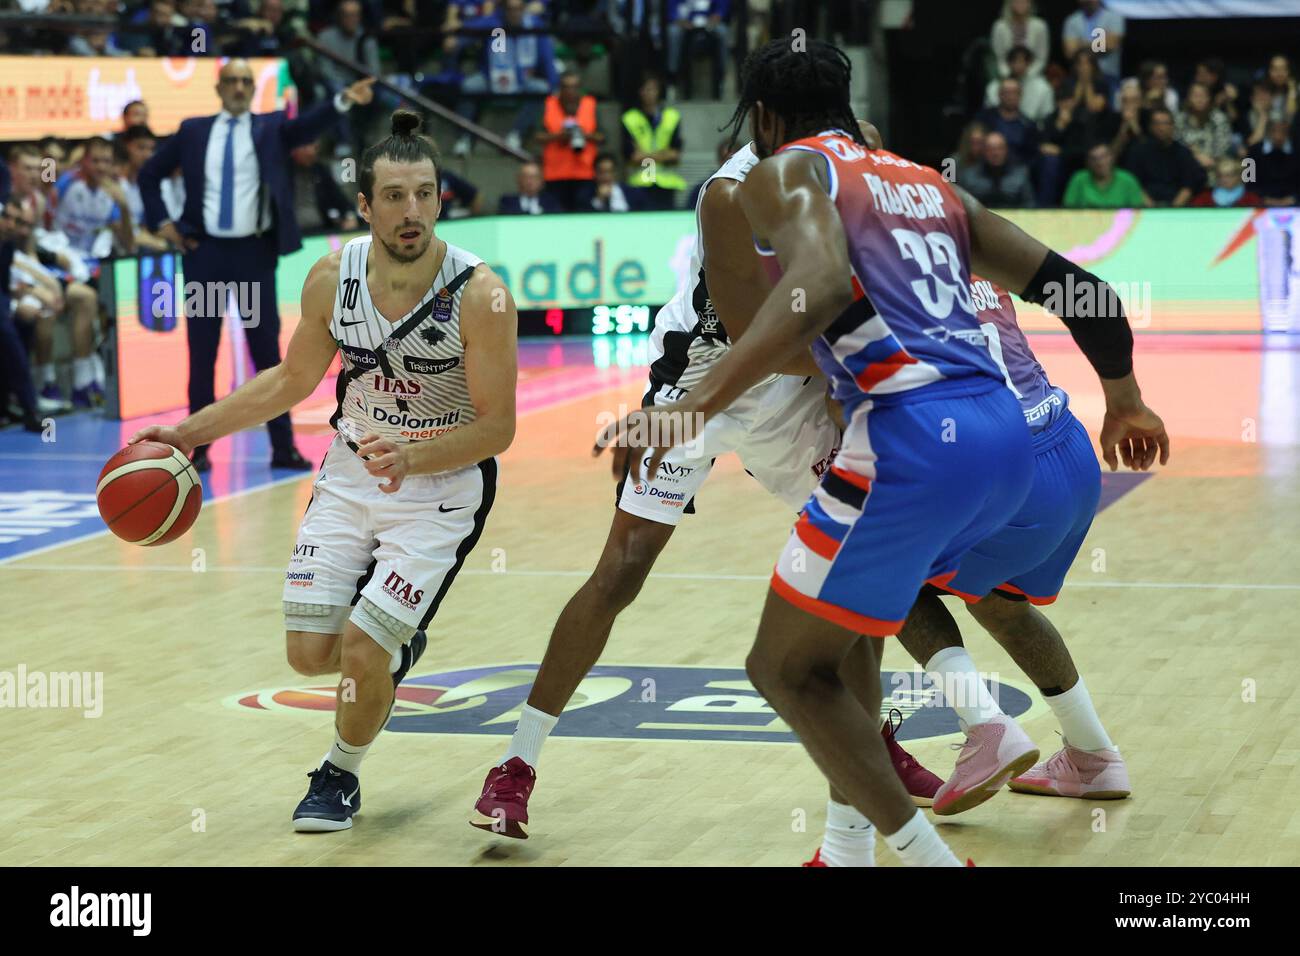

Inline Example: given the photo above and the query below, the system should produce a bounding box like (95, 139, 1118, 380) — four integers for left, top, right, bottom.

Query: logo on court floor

(228, 665, 1038, 744)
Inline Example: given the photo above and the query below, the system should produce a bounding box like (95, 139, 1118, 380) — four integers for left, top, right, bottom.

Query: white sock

(324, 728, 370, 773)
(502, 704, 558, 767)
(35, 364, 54, 386)
(819, 800, 876, 867)
(90, 351, 105, 385)
(1045, 678, 1116, 752)
(925, 646, 1005, 726)
(884, 809, 962, 867)
(73, 357, 93, 389)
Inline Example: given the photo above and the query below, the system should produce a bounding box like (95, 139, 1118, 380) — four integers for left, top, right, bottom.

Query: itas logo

(285, 570, 314, 588)
(372, 375, 423, 397)
(405, 355, 459, 375)
(381, 570, 424, 609)
(228, 664, 1041, 743)
(340, 344, 379, 370)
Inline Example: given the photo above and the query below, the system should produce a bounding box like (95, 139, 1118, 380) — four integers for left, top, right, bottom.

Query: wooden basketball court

(3, 334, 1299, 867)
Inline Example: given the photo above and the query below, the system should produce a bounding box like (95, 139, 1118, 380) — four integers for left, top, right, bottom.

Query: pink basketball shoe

(1010, 743, 1131, 799)
(932, 715, 1039, 816)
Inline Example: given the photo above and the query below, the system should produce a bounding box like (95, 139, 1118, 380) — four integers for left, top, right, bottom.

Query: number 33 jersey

(761, 130, 1004, 418)
(329, 235, 483, 445)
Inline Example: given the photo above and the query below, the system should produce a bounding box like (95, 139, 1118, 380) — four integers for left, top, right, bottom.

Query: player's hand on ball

(356, 433, 409, 493)
(1099, 402, 1170, 472)
(127, 425, 193, 456)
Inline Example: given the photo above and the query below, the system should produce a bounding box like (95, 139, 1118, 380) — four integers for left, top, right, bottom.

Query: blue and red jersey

(756, 130, 1004, 417)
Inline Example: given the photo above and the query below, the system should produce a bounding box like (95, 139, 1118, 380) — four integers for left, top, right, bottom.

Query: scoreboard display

(516, 304, 659, 338)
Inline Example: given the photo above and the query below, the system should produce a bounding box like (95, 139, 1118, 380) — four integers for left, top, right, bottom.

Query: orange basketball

(96, 441, 203, 546)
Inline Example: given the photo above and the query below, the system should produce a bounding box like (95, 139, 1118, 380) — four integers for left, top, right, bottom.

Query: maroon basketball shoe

(882, 708, 943, 807)
(470, 757, 536, 839)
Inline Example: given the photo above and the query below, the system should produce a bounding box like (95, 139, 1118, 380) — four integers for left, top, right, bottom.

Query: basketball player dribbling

(600, 39, 1167, 866)
(130, 111, 518, 831)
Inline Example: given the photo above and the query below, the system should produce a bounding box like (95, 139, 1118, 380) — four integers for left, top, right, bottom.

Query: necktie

(218, 115, 236, 231)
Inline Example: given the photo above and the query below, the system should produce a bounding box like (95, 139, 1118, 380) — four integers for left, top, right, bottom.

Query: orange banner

(0, 56, 295, 140)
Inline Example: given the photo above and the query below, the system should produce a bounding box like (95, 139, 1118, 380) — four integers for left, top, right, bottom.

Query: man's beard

(376, 230, 432, 264)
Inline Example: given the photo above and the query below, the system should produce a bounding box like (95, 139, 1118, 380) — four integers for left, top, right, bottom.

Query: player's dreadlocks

(359, 109, 441, 201)
(723, 38, 867, 152)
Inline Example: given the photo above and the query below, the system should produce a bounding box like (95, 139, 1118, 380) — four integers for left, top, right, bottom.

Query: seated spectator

(1041, 57, 1118, 205)
(0, 197, 42, 432)
(535, 71, 603, 210)
(1062, 0, 1124, 93)
(1059, 49, 1109, 108)
(122, 101, 149, 134)
(622, 74, 685, 211)
(985, 46, 1053, 124)
(686, 137, 733, 210)
(667, 0, 731, 101)
(439, 167, 483, 219)
(1111, 78, 1145, 164)
(498, 161, 564, 215)
(990, 0, 1049, 79)
(577, 153, 647, 212)
(68, 0, 131, 58)
(1063, 142, 1148, 208)
(1261, 54, 1297, 125)
(947, 121, 987, 186)
(962, 132, 1035, 208)
(1123, 108, 1205, 206)
(974, 78, 1040, 167)
(1241, 82, 1273, 151)
(1246, 119, 1300, 207)
(232, 0, 304, 56)
(453, 0, 560, 155)
(290, 142, 359, 231)
(126, 0, 192, 57)
(1137, 60, 1179, 115)
(1177, 82, 1233, 176)
(1191, 158, 1262, 208)
(1193, 57, 1238, 127)
(180, 0, 221, 55)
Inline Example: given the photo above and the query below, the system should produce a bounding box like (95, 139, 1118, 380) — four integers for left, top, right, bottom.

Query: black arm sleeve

(1020, 250, 1134, 379)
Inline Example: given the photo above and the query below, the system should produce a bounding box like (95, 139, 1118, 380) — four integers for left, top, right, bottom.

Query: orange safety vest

(542, 94, 598, 182)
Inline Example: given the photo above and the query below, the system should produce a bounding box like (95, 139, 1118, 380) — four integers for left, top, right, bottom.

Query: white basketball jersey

(646, 142, 765, 396)
(330, 235, 483, 444)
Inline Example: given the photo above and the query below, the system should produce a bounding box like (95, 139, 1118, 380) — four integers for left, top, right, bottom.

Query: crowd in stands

(952, 0, 1298, 209)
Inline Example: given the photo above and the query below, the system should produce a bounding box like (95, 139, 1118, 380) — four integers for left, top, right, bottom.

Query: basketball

(96, 441, 203, 546)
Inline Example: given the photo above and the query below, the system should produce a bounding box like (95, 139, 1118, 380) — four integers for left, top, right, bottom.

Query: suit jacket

(498, 192, 563, 215)
(138, 99, 342, 258)
(574, 182, 648, 212)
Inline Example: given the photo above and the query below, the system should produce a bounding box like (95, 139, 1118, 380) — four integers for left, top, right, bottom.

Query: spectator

(498, 161, 563, 214)
(948, 121, 988, 187)
(667, 0, 731, 101)
(117, 125, 172, 251)
(1059, 48, 1109, 107)
(1042, 52, 1119, 204)
(0, 197, 41, 432)
(438, 167, 483, 219)
(1111, 78, 1144, 164)
(1123, 107, 1205, 206)
(577, 153, 647, 212)
(1246, 119, 1300, 207)
(1177, 82, 1233, 176)
(536, 71, 603, 210)
(137, 59, 373, 472)
(686, 137, 734, 210)
(317, 0, 382, 156)
(1061, 0, 1124, 92)
(621, 74, 685, 211)
(1063, 142, 1147, 208)
(180, 0, 220, 55)
(1194, 57, 1238, 126)
(1137, 60, 1179, 115)
(122, 101, 150, 133)
(962, 132, 1035, 208)
(1191, 157, 1261, 208)
(1241, 82, 1273, 151)
(68, 8, 130, 58)
(128, 0, 192, 57)
(974, 78, 1040, 167)
(452, 0, 559, 155)
(53, 137, 135, 261)
(289, 142, 359, 231)
(608, 0, 668, 108)
(990, 0, 1048, 79)
(1262, 54, 1297, 125)
(233, 0, 303, 56)
(984, 45, 1053, 124)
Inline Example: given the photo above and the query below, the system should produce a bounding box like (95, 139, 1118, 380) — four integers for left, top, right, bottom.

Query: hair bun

(391, 110, 422, 137)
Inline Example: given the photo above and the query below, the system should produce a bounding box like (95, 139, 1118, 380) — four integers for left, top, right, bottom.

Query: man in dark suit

(574, 152, 649, 212)
(138, 59, 374, 472)
(498, 161, 564, 215)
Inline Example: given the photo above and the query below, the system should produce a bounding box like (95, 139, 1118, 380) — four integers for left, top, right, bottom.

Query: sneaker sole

(293, 816, 354, 832)
(1009, 780, 1131, 799)
(910, 793, 935, 808)
(932, 748, 1040, 816)
(469, 811, 528, 839)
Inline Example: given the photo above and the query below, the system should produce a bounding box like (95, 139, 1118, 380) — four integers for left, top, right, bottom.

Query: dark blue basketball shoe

(292, 760, 360, 832)
(392, 629, 427, 688)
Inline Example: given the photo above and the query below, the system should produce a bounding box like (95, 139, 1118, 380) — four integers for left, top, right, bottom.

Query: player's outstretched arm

(697, 178, 821, 377)
(128, 253, 342, 455)
(953, 183, 1169, 471)
(366, 265, 517, 490)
